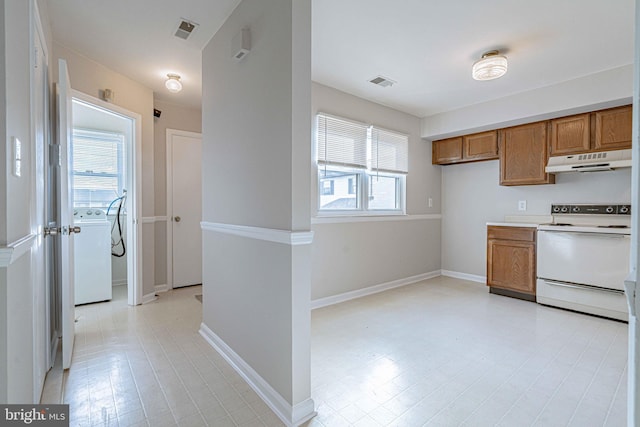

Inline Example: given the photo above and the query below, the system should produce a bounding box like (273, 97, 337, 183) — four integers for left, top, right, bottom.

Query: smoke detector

(174, 19, 198, 40)
(369, 76, 396, 87)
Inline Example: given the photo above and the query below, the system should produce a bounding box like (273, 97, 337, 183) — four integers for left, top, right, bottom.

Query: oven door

(537, 229, 630, 290)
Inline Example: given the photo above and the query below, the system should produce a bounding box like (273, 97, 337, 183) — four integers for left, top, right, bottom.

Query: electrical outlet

(518, 200, 527, 211)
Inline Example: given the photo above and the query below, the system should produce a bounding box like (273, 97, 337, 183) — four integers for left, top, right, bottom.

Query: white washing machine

(74, 208, 112, 305)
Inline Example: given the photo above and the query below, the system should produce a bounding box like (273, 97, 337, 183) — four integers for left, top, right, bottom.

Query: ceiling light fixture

(165, 74, 182, 93)
(472, 50, 508, 81)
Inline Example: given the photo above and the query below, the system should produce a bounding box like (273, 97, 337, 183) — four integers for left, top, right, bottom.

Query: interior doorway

(70, 91, 142, 306)
(166, 129, 202, 289)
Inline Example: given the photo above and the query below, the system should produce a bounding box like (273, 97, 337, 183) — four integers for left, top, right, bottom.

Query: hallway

(42, 286, 283, 426)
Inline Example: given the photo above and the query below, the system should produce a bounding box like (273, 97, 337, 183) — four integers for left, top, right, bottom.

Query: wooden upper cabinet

(432, 137, 462, 164)
(595, 105, 632, 150)
(500, 121, 554, 186)
(549, 105, 632, 155)
(432, 131, 497, 165)
(550, 113, 591, 156)
(463, 131, 498, 161)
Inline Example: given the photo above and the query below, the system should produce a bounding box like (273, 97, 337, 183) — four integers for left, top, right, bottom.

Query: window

(72, 129, 126, 208)
(316, 113, 408, 214)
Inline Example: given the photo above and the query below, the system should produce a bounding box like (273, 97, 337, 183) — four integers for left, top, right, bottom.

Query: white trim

(154, 284, 169, 293)
(141, 292, 157, 304)
(199, 323, 316, 427)
(201, 222, 314, 246)
(70, 90, 143, 307)
(0, 234, 37, 268)
(441, 270, 486, 284)
(140, 216, 167, 223)
(312, 213, 441, 225)
(311, 270, 441, 309)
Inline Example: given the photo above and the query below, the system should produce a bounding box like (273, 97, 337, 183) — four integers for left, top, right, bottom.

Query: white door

(167, 130, 202, 288)
(57, 59, 76, 369)
(32, 20, 50, 398)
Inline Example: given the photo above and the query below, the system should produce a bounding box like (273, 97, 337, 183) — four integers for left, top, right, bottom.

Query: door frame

(71, 90, 143, 306)
(166, 128, 202, 289)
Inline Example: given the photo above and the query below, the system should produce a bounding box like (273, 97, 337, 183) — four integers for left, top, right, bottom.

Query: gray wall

(310, 83, 442, 301)
(441, 160, 631, 278)
(201, 0, 313, 417)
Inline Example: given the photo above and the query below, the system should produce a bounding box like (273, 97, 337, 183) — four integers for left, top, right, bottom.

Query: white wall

(441, 160, 632, 278)
(152, 99, 201, 287)
(310, 83, 442, 301)
(201, 0, 314, 424)
(52, 43, 156, 297)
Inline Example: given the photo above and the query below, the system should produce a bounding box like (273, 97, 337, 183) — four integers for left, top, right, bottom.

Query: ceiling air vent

(369, 76, 396, 87)
(174, 19, 198, 40)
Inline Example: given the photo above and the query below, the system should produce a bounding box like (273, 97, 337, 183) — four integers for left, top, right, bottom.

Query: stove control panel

(551, 204, 631, 215)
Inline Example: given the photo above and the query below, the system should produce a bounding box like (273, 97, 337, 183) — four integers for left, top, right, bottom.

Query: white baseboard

(310, 270, 441, 310)
(142, 292, 157, 304)
(154, 284, 169, 293)
(199, 323, 316, 426)
(441, 270, 486, 283)
(112, 280, 127, 286)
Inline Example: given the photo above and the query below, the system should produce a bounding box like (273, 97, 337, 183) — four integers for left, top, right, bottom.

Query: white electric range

(537, 204, 631, 321)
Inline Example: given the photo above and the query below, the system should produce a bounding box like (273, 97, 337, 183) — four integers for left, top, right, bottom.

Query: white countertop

(486, 222, 541, 228)
(487, 215, 553, 229)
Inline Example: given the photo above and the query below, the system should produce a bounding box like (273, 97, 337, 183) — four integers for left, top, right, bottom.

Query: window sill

(311, 213, 442, 225)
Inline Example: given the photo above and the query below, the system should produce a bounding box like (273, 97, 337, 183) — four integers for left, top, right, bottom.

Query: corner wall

(310, 83, 442, 303)
(200, 0, 314, 425)
(427, 66, 634, 280)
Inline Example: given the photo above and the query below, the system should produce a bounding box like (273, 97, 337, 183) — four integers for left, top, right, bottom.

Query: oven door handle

(542, 279, 625, 295)
(547, 231, 629, 239)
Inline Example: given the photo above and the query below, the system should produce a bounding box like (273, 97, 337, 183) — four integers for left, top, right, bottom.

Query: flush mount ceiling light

(165, 74, 182, 93)
(472, 50, 508, 81)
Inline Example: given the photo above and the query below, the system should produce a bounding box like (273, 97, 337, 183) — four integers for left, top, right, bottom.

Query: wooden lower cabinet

(487, 226, 536, 301)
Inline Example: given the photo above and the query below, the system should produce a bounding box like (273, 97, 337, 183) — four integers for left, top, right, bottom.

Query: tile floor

(309, 276, 627, 427)
(41, 277, 628, 426)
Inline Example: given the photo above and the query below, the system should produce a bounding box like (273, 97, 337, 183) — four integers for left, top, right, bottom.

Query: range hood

(545, 149, 632, 173)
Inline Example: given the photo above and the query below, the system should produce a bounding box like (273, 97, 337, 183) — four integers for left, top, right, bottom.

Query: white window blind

(370, 127, 409, 174)
(317, 114, 368, 169)
(72, 129, 125, 207)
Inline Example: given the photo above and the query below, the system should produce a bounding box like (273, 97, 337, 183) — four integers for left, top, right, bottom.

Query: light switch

(13, 137, 21, 177)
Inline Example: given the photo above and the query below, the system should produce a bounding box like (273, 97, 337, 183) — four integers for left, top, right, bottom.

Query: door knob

(174, 216, 181, 222)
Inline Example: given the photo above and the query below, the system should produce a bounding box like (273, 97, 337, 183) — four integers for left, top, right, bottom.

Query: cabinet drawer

(487, 226, 536, 242)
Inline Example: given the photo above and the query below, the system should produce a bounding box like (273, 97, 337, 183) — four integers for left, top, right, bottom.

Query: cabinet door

(550, 113, 591, 155)
(500, 122, 554, 186)
(487, 239, 536, 295)
(432, 137, 462, 164)
(463, 131, 498, 161)
(595, 106, 632, 150)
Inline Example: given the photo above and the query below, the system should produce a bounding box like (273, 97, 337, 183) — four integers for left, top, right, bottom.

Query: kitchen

(433, 106, 632, 321)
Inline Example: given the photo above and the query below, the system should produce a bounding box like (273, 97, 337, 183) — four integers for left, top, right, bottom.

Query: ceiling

(47, 0, 635, 117)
